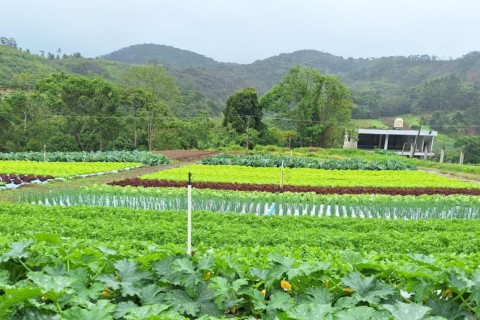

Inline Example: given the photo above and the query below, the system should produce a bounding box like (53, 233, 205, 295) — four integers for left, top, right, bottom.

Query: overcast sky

(2, 0, 479, 64)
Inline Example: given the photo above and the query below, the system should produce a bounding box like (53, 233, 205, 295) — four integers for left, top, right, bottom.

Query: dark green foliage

(202, 153, 417, 170)
(455, 136, 480, 164)
(261, 66, 353, 148)
(223, 88, 265, 148)
(0, 150, 169, 165)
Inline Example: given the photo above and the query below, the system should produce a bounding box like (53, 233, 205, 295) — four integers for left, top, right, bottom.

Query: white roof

(358, 129, 437, 136)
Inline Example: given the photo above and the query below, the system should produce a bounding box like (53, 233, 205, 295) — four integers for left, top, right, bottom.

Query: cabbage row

(0, 150, 169, 166)
(202, 153, 417, 170)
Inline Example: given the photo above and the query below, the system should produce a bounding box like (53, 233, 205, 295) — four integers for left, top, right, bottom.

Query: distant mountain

(100, 45, 480, 114)
(101, 43, 218, 68)
(2, 43, 480, 119)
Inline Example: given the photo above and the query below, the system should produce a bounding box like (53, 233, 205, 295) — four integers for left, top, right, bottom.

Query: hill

(1, 43, 480, 120)
(100, 43, 218, 68)
(99, 44, 480, 117)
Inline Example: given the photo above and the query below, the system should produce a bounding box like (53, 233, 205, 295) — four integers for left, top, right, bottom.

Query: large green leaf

(285, 303, 333, 320)
(382, 302, 433, 320)
(333, 306, 377, 320)
(0, 287, 42, 314)
(165, 289, 201, 317)
(171, 258, 202, 295)
(304, 286, 333, 304)
(67, 268, 103, 302)
(426, 298, 475, 320)
(137, 284, 167, 305)
(0, 241, 31, 262)
(98, 259, 151, 297)
(27, 272, 72, 293)
(122, 304, 170, 320)
(341, 272, 395, 305)
(61, 301, 115, 320)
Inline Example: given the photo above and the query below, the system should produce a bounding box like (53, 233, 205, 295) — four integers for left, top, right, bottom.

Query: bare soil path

(418, 168, 480, 184)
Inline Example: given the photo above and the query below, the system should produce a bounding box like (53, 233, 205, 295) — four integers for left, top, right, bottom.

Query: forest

(0, 40, 479, 162)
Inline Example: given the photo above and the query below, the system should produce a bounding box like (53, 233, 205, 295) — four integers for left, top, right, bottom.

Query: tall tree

(120, 65, 183, 150)
(223, 88, 265, 148)
(35, 73, 121, 151)
(260, 65, 353, 147)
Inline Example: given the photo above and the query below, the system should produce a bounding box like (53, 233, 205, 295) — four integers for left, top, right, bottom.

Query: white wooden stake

(280, 160, 284, 191)
(187, 172, 192, 256)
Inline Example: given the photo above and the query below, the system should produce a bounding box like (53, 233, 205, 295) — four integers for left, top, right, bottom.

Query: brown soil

(152, 150, 218, 162)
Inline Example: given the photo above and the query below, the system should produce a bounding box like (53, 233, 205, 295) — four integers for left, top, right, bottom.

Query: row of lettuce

(1, 202, 480, 319)
(140, 164, 480, 189)
(2, 203, 480, 256)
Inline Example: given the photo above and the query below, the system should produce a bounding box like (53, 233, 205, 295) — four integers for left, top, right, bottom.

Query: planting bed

(2, 150, 480, 319)
(0, 173, 54, 189)
(141, 164, 480, 189)
(110, 178, 480, 195)
(1, 203, 480, 318)
(0, 160, 142, 178)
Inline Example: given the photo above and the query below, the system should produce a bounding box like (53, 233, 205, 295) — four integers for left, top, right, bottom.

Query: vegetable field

(1, 150, 480, 319)
(0, 160, 141, 179)
(22, 185, 480, 220)
(141, 164, 480, 188)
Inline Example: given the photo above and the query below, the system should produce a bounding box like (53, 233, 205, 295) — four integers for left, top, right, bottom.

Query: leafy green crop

(2, 203, 480, 255)
(202, 153, 417, 170)
(141, 164, 480, 188)
(21, 185, 480, 220)
(0, 150, 169, 166)
(0, 161, 142, 178)
(0, 238, 479, 319)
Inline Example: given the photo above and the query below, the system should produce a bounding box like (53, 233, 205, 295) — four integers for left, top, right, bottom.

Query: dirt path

(418, 168, 480, 184)
(0, 150, 217, 202)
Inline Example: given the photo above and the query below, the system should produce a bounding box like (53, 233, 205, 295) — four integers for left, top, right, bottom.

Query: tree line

(0, 64, 354, 152)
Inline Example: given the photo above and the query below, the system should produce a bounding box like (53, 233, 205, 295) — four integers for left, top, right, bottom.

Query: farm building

(344, 118, 438, 157)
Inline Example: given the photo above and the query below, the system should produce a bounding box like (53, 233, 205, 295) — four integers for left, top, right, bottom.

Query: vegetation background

(0, 39, 479, 163)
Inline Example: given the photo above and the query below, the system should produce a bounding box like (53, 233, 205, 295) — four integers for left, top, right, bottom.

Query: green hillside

(1, 43, 480, 124)
(101, 43, 218, 67)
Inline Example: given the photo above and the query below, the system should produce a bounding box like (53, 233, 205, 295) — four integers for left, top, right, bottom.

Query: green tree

(121, 65, 183, 115)
(222, 88, 265, 148)
(455, 136, 480, 164)
(35, 73, 121, 151)
(120, 65, 183, 150)
(260, 65, 353, 147)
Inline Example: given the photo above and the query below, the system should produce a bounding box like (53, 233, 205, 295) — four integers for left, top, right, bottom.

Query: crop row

(2, 203, 480, 255)
(109, 178, 480, 195)
(0, 161, 142, 178)
(0, 173, 54, 185)
(0, 237, 479, 319)
(141, 164, 480, 189)
(22, 185, 480, 220)
(0, 150, 169, 165)
(201, 153, 417, 170)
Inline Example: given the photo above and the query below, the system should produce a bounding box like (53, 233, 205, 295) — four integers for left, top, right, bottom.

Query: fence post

(187, 172, 192, 256)
(459, 150, 464, 165)
(439, 148, 444, 163)
(280, 160, 284, 192)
